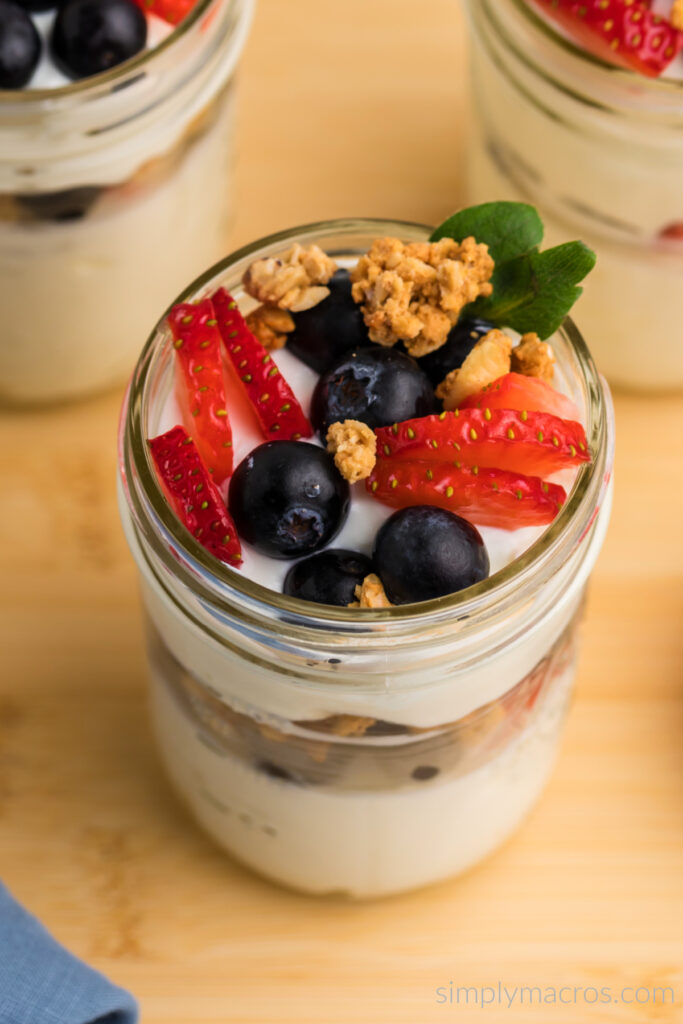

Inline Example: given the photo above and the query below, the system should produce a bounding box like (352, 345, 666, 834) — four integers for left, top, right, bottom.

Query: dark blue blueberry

(0, 0, 41, 88)
(51, 0, 146, 80)
(415, 317, 497, 388)
(258, 761, 298, 784)
(373, 506, 489, 605)
(229, 441, 350, 559)
(16, 1, 63, 11)
(412, 765, 440, 782)
(15, 186, 102, 221)
(288, 269, 370, 374)
(283, 549, 373, 607)
(311, 346, 437, 441)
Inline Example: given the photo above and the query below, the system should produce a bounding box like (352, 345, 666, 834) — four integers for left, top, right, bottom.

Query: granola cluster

(326, 419, 377, 484)
(305, 714, 377, 737)
(245, 305, 295, 351)
(350, 574, 393, 609)
(510, 332, 555, 382)
(436, 328, 512, 410)
(242, 243, 338, 313)
(349, 237, 494, 357)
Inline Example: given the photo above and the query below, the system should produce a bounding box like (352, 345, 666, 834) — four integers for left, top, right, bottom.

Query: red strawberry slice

(148, 426, 242, 566)
(659, 222, 683, 243)
(459, 373, 582, 423)
(212, 288, 313, 442)
(376, 409, 590, 477)
(168, 298, 234, 486)
(366, 459, 566, 529)
(529, 0, 683, 77)
(132, 0, 196, 25)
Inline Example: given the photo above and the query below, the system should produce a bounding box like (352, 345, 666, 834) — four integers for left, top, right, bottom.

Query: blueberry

(15, 186, 102, 222)
(0, 0, 41, 89)
(288, 269, 370, 374)
(258, 761, 298, 784)
(311, 346, 437, 441)
(373, 506, 489, 605)
(415, 317, 497, 388)
(283, 549, 373, 607)
(16, 0, 62, 11)
(51, 0, 146, 80)
(229, 441, 350, 559)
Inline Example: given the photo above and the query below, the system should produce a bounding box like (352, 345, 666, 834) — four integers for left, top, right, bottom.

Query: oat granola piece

(326, 419, 377, 484)
(300, 714, 377, 737)
(436, 328, 512, 410)
(245, 305, 295, 351)
(351, 574, 393, 609)
(258, 722, 289, 744)
(349, 236, 494, 356)
(242, 244, 338, 313)
(671, 0, 683, 31)
(510, 332, 555, 382)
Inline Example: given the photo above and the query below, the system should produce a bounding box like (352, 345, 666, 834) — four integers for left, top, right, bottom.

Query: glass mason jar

(0, 0, 253, 405)
(118, 219, 615, 898)
(463, 0, 683, 393)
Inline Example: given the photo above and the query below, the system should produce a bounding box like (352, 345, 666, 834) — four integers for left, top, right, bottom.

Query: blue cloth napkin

(0, 882, 138, 1024)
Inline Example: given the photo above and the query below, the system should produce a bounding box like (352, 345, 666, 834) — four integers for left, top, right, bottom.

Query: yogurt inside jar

(0, 0, 253, 404)
(464, 0, 683, 392)
(119, 211, 615, 898)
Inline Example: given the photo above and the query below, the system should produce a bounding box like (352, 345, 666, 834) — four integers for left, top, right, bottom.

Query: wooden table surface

(2, 1, 683, 1021)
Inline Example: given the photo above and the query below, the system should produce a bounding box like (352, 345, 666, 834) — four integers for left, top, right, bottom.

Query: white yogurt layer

(150, 653, 575, 897)
(156, 332, 578, 597)
(28, 9, 172, 90)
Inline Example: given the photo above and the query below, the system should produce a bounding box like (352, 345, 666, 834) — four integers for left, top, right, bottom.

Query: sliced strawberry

(530, 0, 683, 77)
(366, 459, 566, 529)
(148, 426, 242, 566)
(168, 298, 234, 486)
(212, 288, 313, 442)
(132, 0, 196, 25)
(659, 222, 683, 243)
(459, 373, 582, 423)
(376, 409, 590, 477)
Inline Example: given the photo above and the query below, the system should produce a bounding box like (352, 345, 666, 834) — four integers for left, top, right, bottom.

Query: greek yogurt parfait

(119, 208, 614, 897)
(464, 0, 683, 392)
(0, 0, 252, 403)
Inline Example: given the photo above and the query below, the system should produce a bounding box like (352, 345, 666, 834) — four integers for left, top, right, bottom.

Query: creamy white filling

(27, 8, 172, 90)
(149, 652, 575, 897)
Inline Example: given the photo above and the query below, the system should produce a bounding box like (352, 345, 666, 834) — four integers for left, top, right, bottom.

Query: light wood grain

(2, 1, 683, 1021)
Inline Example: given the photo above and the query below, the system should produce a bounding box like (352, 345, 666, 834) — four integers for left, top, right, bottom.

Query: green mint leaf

(470, 241, 597, 340)
(430, 201, 543, 264)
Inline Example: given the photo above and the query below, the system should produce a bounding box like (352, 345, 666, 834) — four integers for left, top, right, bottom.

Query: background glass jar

(463, 0, 683, 393)
(0, 0, 253, 405)
(118, 219, 615, 898)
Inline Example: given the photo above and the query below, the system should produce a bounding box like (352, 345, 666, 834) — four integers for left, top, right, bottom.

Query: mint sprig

(430, 201, 543, 265)
(430, 202, 596, 340)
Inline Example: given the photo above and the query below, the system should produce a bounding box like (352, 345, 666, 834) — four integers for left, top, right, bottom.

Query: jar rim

(479, 0, 683, 101)
(0, 0, 243, 104)
(120, 216, 614, 635)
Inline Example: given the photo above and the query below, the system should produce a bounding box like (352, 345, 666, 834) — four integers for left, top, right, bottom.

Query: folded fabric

(0, 882, 138, 1024)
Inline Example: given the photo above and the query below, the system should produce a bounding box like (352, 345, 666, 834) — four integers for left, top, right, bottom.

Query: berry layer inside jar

(146, 610, 581, 792)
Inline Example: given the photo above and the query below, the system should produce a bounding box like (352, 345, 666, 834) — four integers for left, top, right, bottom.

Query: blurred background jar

(463, 0, 683, 393)
(0, 0, 253, 405)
